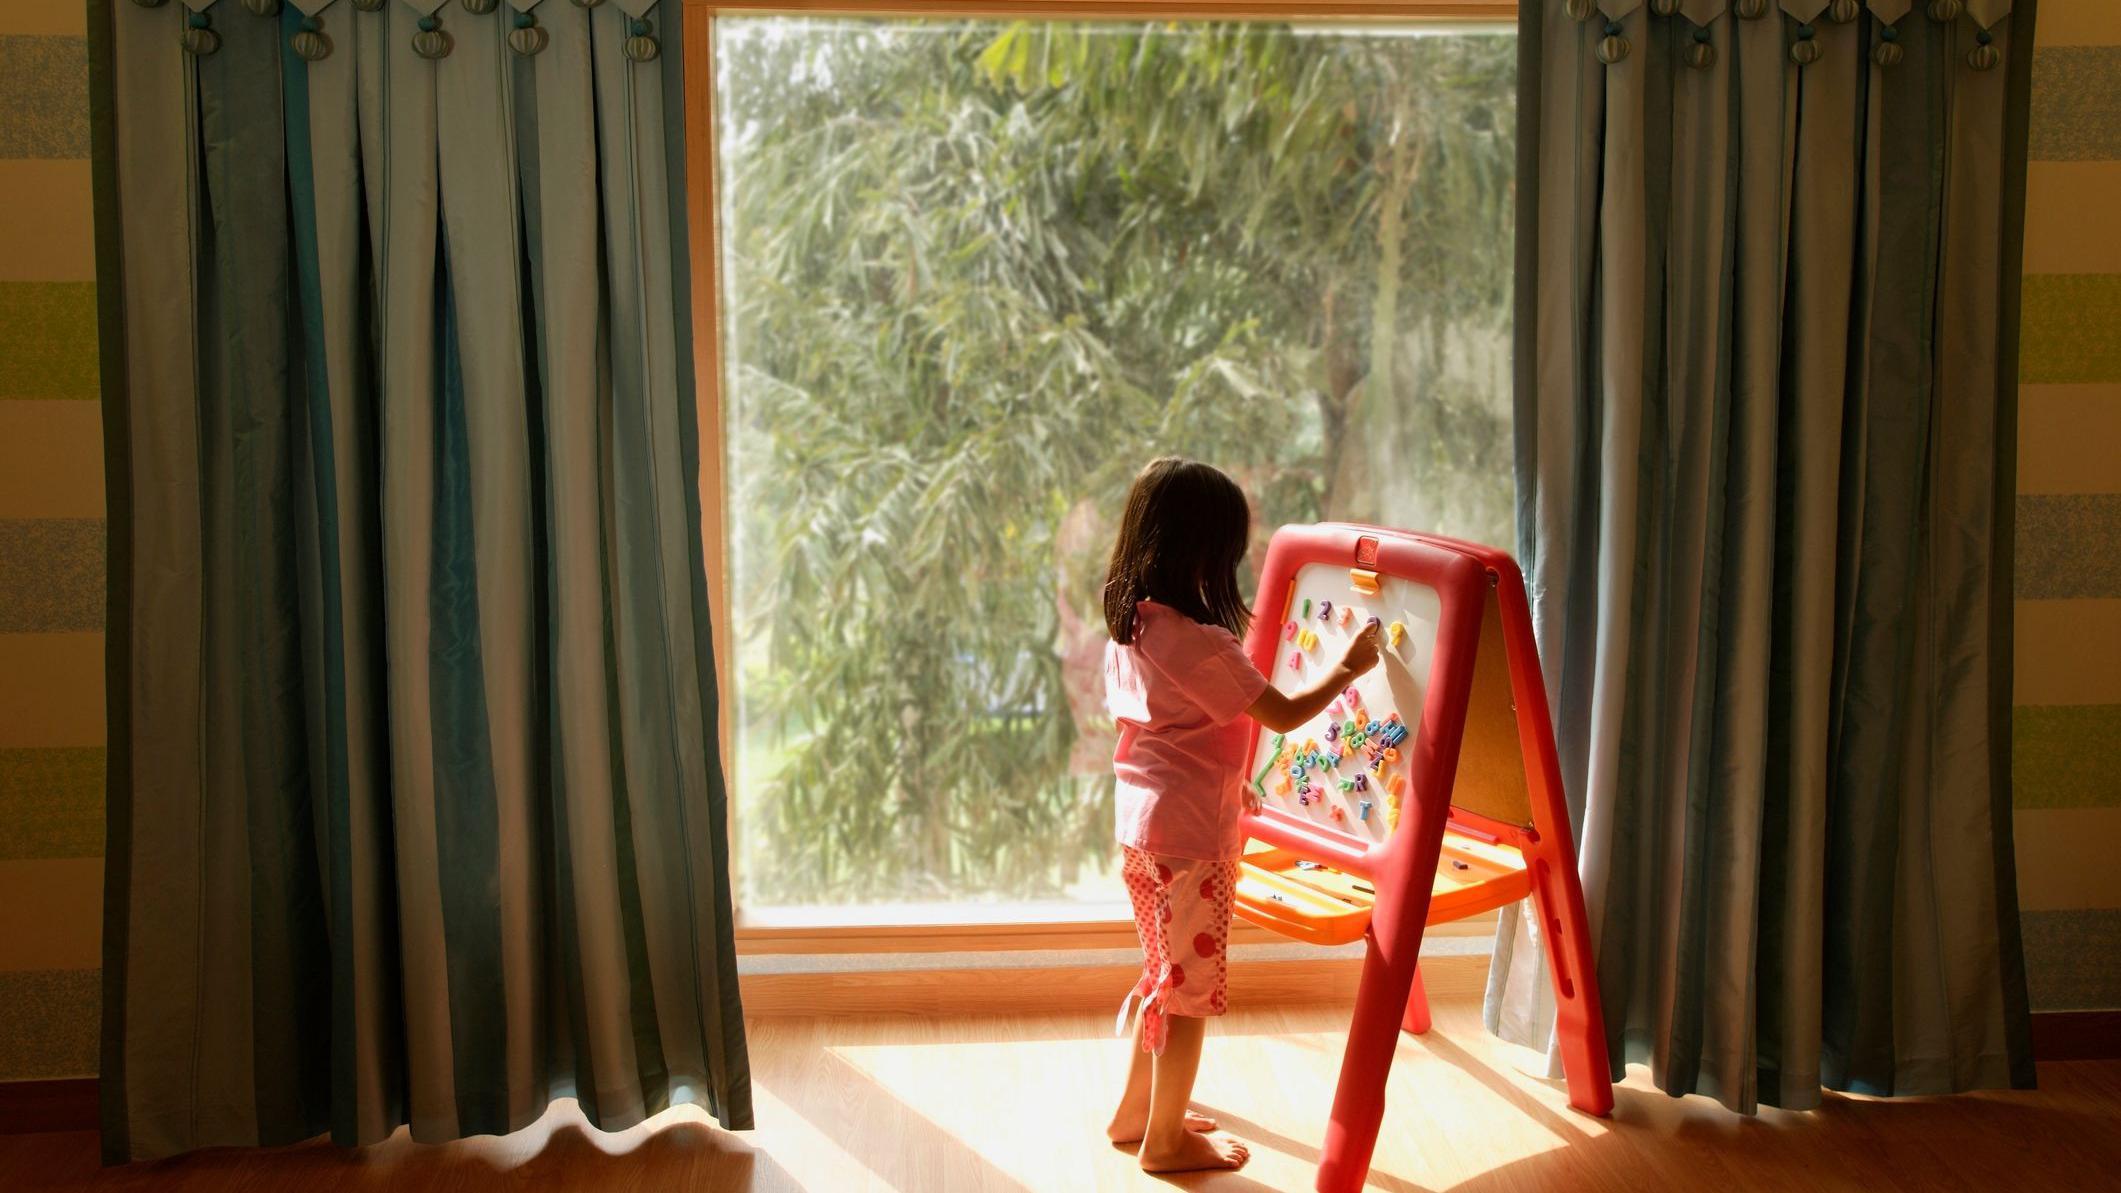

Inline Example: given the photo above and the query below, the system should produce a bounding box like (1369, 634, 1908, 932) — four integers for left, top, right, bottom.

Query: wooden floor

(10, 999, 2120, 1193)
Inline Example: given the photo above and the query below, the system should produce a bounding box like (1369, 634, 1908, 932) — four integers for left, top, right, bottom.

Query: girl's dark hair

(1102, 457, 1253, 643)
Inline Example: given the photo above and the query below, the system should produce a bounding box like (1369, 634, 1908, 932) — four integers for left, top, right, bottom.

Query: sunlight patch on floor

(745, 1082, 902, 1191)
(818, 1026, 1584, 1192)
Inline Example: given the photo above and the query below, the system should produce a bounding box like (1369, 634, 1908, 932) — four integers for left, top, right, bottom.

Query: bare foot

(1106, 1108, 1218, 1144)
(1139, 1131, 1250, 1173)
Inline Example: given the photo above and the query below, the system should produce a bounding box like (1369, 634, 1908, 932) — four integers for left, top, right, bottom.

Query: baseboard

(735, 910, 1498, 955)
(2027, 1009, 2121, 1061)
(0, 1077, 95, 1135)
(738, 952, 1491, 1017)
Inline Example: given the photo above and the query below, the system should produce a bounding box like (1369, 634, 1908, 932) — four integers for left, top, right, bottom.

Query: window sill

(737, 938, 1496, 1016)
(737, 904, 1145, 955)
(734, 905, 1498, 955)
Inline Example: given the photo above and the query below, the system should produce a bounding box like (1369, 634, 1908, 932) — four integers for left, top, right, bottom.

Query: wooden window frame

(681, 0, 1518, 954)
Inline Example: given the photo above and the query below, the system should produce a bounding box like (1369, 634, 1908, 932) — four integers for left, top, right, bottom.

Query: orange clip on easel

(1234, 523, 1613, 1193)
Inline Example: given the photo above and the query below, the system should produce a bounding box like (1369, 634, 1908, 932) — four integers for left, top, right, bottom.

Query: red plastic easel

(1232, 523, 1612, 1193)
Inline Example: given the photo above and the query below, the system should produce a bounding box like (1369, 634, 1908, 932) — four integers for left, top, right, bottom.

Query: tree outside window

(715, 18, 1516, 909)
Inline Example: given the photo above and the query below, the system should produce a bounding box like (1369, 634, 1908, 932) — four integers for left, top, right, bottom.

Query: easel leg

(1400, 962, 1431, 1036)
(1529, 850, 1615, 1117)
(1316, 939, 1411, 1193)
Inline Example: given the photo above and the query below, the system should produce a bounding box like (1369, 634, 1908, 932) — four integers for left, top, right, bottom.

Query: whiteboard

(1245, 562, 1441, 846)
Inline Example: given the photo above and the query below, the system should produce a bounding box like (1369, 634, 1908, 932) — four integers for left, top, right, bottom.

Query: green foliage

(715, 19, 1517, 905)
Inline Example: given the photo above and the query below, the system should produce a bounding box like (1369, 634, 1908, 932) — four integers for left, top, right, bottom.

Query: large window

(713, 16, 1516, 915)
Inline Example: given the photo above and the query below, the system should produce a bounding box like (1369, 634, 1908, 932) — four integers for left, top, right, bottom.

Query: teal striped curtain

(1491, 0, 2039, 1112)
(88, 0, 750, 1161)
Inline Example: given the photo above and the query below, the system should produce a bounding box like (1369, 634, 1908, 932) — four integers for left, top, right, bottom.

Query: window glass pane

(714, 18, 1517, 912)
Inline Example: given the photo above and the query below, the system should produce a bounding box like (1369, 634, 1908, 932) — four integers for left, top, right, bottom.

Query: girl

(1100, 457, 1380, 1173)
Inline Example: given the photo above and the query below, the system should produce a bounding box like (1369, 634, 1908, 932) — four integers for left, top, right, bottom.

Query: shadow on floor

(11, 1112, 798, 1193)
(11, 1028, 1040, 1193)
(1189, 1103, 1431, 1193)
(1215, 1040, 2121, 1193)
(1448, 1084, 2121, 1193)
(10, 1031, 2116, 1193)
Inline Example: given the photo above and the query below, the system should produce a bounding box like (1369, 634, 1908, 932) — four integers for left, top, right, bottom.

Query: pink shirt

(1106, 600, 1269, 861)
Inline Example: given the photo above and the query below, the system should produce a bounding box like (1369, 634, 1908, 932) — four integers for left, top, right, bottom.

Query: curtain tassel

(1686, 26, 1715, 69)
(292, 15, 331, 61)
(1967, 28, 2001, 69)
(1873, 23, 1904, 66)
(413, 14, 452, 59)
(509, 11, 548, 55)
(181, 10, 219, 55)
(625, 17, 659, 62)
(1791, 23, 1822, 65)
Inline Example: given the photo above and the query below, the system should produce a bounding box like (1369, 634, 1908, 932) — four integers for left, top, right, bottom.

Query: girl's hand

(1338, 622, 1383, 678)
(1242, 786, 1263, 816)
(1246, 621, 1386, 733)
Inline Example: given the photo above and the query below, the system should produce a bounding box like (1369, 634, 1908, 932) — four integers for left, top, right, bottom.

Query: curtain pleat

(101, 0, 203, 1162)
(93, 0, 751, 1162)
(1495, 0, 2038, 1113)
(282, 2, 405, 1147)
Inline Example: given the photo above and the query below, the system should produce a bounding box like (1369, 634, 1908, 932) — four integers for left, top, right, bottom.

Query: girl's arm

(1245, 623, 1382, 733)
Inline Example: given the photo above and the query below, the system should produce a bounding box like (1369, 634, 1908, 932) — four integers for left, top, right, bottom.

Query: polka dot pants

(1116, 845, 1237, 1055)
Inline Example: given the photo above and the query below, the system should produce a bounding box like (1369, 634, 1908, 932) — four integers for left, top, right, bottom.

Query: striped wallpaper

(0, 0, 106, 1083)
(0, 0, 2116, 1083)
(2011, 0, 2121, 1014)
